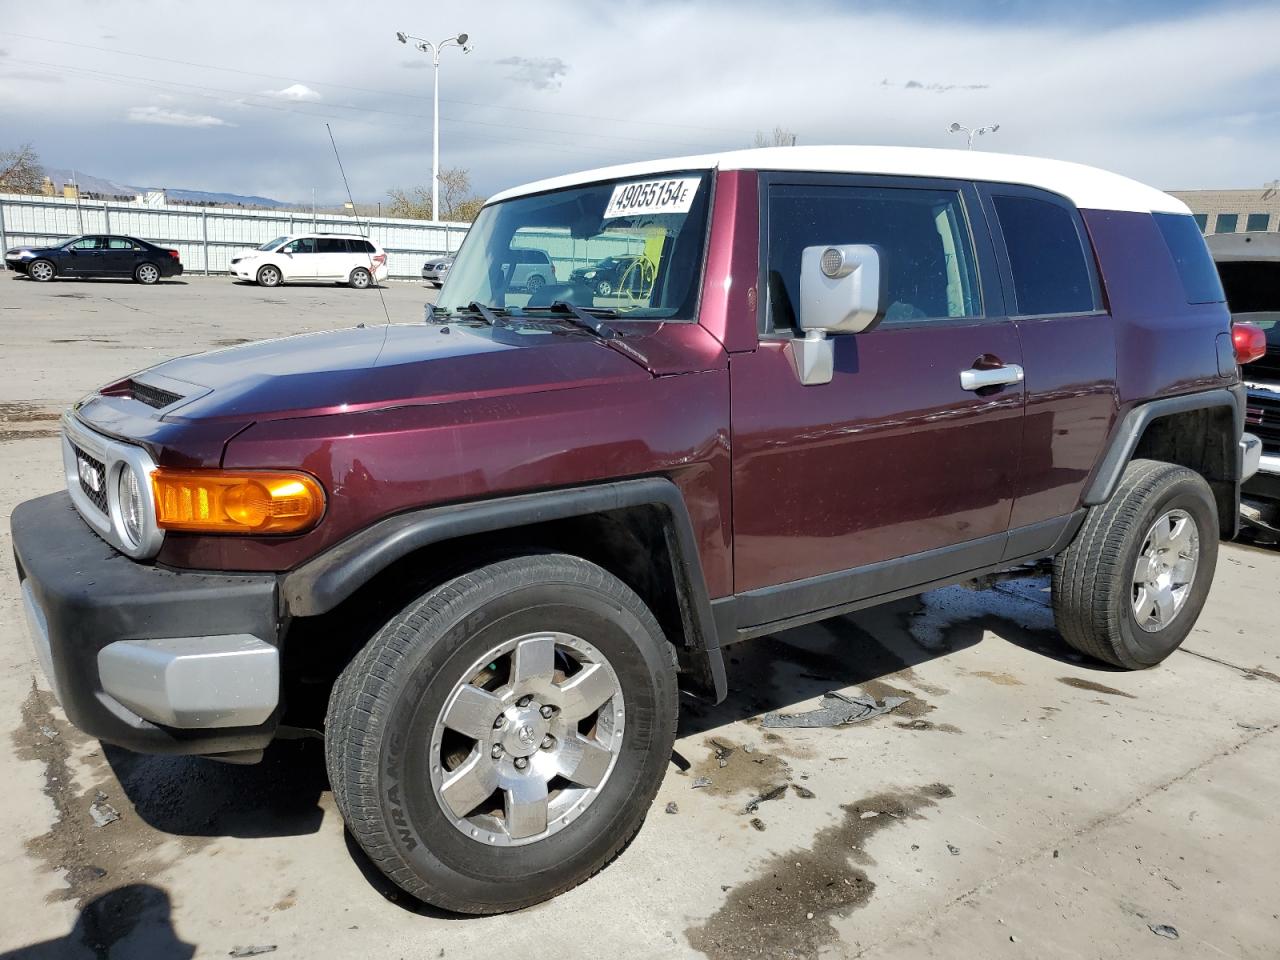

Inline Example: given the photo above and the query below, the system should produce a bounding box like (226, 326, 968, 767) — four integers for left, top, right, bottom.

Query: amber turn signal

(151, 469, 325, 535)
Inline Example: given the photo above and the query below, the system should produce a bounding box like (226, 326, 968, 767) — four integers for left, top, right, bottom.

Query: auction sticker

(603, 177, 700, 219)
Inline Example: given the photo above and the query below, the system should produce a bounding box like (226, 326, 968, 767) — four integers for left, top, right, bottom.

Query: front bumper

(12, 491, 283, 756)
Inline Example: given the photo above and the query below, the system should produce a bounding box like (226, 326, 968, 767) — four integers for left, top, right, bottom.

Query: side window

(991, 194, 1099, 316)
(283, 238, 316, 254)
(1153, 213, 1226, 305)
(352, 239, 374, 254)
(70, 238, 101, 250)
(767, 183, 982, 330)
(107, 238, 137, 250)
(317, 238, 349, 253)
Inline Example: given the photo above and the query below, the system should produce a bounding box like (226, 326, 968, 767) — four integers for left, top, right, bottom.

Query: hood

(96, 321, 692, 425)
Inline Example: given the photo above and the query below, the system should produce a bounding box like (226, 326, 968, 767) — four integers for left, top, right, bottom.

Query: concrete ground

(1, 275, 1277, 959)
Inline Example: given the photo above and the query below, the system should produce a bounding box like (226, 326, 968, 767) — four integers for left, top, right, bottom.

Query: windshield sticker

(603, 177, 700, 220)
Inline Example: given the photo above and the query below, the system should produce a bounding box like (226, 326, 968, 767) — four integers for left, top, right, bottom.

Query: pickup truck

(12, 145, 1263, 914)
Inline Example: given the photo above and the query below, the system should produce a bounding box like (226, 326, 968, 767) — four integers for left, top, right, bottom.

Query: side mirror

(787, 244, 885, 385)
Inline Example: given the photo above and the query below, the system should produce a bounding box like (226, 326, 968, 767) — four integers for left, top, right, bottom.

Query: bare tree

(0, 143, 44, 194)
(751, 127, 798, 148)
(387, 166, 485, 221)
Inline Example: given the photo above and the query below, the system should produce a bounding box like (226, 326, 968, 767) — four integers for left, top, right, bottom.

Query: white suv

(230, 233, 389, 288)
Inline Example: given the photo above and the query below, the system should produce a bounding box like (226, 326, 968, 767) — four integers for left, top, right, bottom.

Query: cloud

(126, 106, 234, 127)
(886, 78, 991, 92)
(495, 56, 569, 90)
(265, 82, 321, 101)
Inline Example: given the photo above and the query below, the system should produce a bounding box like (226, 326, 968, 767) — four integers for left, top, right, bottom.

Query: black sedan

(568, 254, 649, 297)
(4, 235, 183, 284)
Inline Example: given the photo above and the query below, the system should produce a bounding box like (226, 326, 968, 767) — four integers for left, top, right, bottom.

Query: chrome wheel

(429, 632, 624, 847)
(350, 268, 370, 289)
(1132, 508, 1200, 632)
(29, 260, 54, 282)
(258, 265, 281, 287)
(136, 263, 159, 284)
(595, 279, 613, 297)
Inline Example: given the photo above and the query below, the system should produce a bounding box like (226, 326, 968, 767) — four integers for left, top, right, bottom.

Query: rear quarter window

(1154, 213, 1226, 304)
(992, 194, 1099, 316)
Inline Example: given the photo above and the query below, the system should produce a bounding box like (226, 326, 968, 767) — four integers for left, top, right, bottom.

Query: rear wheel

(326, 554, 678, 914)
(526, 274, 546, 293)
(349, 267, 372, 289)
(257, 264, 281, 287)
(134, 262, 160, 285)
(28, 259, 55, 282)
(1052, 459, 1218, 669)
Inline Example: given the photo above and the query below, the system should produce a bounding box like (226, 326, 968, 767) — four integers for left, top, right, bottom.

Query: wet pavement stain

(685, 783, 956, 960)
(894, 718, 963, 734)
(970, 670, 1024, 686)
(0, 400, 61, 423)
(688, 737, 792, 799)
(1057, 677, 1137, 699)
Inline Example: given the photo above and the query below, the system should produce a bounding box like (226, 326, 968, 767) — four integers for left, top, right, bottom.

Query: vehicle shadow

(676, 575, 1100, 739)
(20, 277, 190, 286)
(103, 737, 327, 839)
(0, 883, 195, 960)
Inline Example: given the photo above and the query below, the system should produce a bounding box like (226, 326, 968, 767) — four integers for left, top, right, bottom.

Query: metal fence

(0, 192, 471, 280)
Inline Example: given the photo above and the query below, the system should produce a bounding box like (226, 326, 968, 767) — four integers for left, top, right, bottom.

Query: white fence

(0, 192, 471, 280)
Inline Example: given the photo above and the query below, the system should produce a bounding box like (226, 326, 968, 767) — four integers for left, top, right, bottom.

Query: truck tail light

(1232, 322, 1267, 365)
(152, 469, 325, 534)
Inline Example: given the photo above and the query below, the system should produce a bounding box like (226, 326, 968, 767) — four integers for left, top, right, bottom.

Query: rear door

(730, 174, 1025, 603)
(101, 237, 141, 275)
(314, 237, 351, 279)
(978, 185, 1116, 531)
(279, 237, 317, 280)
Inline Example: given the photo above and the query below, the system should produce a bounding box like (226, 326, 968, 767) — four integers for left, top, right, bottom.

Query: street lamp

(948, 121, 1000, 150)
(397, 30, 473, 221)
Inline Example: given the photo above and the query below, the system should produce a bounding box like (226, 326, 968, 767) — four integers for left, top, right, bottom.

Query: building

(1169, 187, 1280, 235)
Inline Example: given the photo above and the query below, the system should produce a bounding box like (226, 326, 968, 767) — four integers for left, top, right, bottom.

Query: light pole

(948, 121, 1000, 150)
(397, 30, 472, 221)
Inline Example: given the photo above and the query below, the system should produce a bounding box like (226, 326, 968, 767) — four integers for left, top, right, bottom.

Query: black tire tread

(1052, 458, 1207, 668)
(325, 553, 675, 914)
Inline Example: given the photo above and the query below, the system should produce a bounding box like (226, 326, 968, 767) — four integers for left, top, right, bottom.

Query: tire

(256, 264, 282, 287)
(349, 267, 372, 289)
(594, 279, 613, 297)
(134, 262, 160, 285)
(326, 554, 678, 914)
(526, 274, 546, 292)
(1052, 459, 1218, 669)
(28, 259, 55, 282)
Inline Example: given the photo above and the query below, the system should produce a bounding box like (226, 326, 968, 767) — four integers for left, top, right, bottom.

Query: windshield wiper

(523, 300, 620, 340)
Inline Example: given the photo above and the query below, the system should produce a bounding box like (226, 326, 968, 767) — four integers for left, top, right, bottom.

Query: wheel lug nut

(493, 715, 506, 729)
(539, 705, 555, 719)
(541, 735, 555, 750)
(491, 744, 504, 759)
(517, 695, 533, 708)
(514, 756, 528, 770)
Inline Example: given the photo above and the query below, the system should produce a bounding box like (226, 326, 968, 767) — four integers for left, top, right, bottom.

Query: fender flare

(1083, 386, 1245, 506)
(281, 477, 727, 701)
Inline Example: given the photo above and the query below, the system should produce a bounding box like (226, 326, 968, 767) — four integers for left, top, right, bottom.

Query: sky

(1, 0, 1277, 205)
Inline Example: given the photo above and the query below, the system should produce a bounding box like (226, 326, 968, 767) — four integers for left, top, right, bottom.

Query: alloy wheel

(1132, 508, 1200, 632)
(29, 261, 54, 282)
(137, 263, 159, 284)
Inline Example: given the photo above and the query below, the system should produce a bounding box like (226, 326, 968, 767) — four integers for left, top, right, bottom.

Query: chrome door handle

(959, 363, 1024, 391)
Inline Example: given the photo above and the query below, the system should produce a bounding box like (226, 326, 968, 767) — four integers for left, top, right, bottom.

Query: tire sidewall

(1113, 475, 1218, 666)
(372, 572, 675, 907)
(258, 265, 280, 287)
(350, 268, 370, 288)
(30, 260, 55, 282)
(136, 263, 159, 284)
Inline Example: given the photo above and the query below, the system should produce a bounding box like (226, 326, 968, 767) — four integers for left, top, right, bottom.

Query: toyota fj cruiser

(12, 146, 1264, 914)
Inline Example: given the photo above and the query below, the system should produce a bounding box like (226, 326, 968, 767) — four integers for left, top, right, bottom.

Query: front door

(279, 237, 317, 280)
(730, 176, 1024, 607)
(64, 236, 104, 275)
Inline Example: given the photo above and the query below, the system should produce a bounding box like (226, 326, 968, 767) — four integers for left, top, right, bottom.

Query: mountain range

(42, 168, 291, 208)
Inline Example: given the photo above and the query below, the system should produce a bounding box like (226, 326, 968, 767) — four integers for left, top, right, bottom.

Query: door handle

(959, 363, 1024, 391)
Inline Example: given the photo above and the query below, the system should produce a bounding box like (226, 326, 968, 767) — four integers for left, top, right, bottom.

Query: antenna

(325, 123, 393, 336)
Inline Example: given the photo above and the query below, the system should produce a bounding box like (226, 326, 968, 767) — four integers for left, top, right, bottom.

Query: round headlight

(118, 465, 145, 547)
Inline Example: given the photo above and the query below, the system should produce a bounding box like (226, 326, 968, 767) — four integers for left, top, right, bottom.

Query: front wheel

(256, 264, 281, 287)
(594, 279, 613, 297)
(28, 259, 55, 282)
(326, 555, 678, 914)
(349, 267, 372, 289)
(1052, 459, 1218, 669)
(134, 262, 160, 285)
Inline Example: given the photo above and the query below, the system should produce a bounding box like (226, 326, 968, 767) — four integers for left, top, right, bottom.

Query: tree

(0, 143, 44, 194)
(387, 166, 485, 221)
(752, 127, 798, 148)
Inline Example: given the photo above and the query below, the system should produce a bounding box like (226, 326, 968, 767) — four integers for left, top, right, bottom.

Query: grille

(129, 380, 184, 409)
(1250, 347, 1280, 383)
(73, 444, 109, 514)
(1247, 391, 1280, 453)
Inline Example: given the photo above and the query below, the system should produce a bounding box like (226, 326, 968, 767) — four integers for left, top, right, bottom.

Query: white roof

(487, 145, 1189, 215)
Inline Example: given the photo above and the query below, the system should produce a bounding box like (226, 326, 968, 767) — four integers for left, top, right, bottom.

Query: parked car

(422, 255, 453, 287)
(230, 233, 388, 288)
(504, 247, 555, 291)
(12, 146, 1263, 916)
(1208, 231, 1280, 536)
(4, 235, 182, 284)
(569, 254, 650, 297)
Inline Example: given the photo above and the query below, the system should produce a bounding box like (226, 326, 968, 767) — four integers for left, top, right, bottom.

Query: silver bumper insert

(1241, 433, 1264, 482)
(97, 635, 279, 729)
(21, 580, 61, 703)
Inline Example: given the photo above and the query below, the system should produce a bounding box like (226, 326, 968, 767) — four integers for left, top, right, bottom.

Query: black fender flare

(281, 478, 727, 701)
(1082, 385, 1245, 506)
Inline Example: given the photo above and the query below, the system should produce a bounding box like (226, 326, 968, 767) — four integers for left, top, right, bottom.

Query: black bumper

(12, 491, 282, 756)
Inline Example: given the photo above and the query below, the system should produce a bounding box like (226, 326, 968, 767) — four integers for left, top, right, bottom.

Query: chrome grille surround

(61, 413, 164, 559)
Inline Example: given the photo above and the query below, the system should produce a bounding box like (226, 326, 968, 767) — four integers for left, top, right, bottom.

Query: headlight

(584, 270, 597, 278)
(18, 250, 35, 260)
(230, 257, 242, 265)
(117, 464, 145, 547)
(152, 469, 326, 534)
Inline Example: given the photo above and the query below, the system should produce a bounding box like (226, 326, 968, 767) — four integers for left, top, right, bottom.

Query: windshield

(258, 236, 288, 251)
(438, 171, 712, 319)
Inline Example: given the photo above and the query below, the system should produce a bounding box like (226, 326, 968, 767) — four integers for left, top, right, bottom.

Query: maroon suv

(12, 146, 1263, 914)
